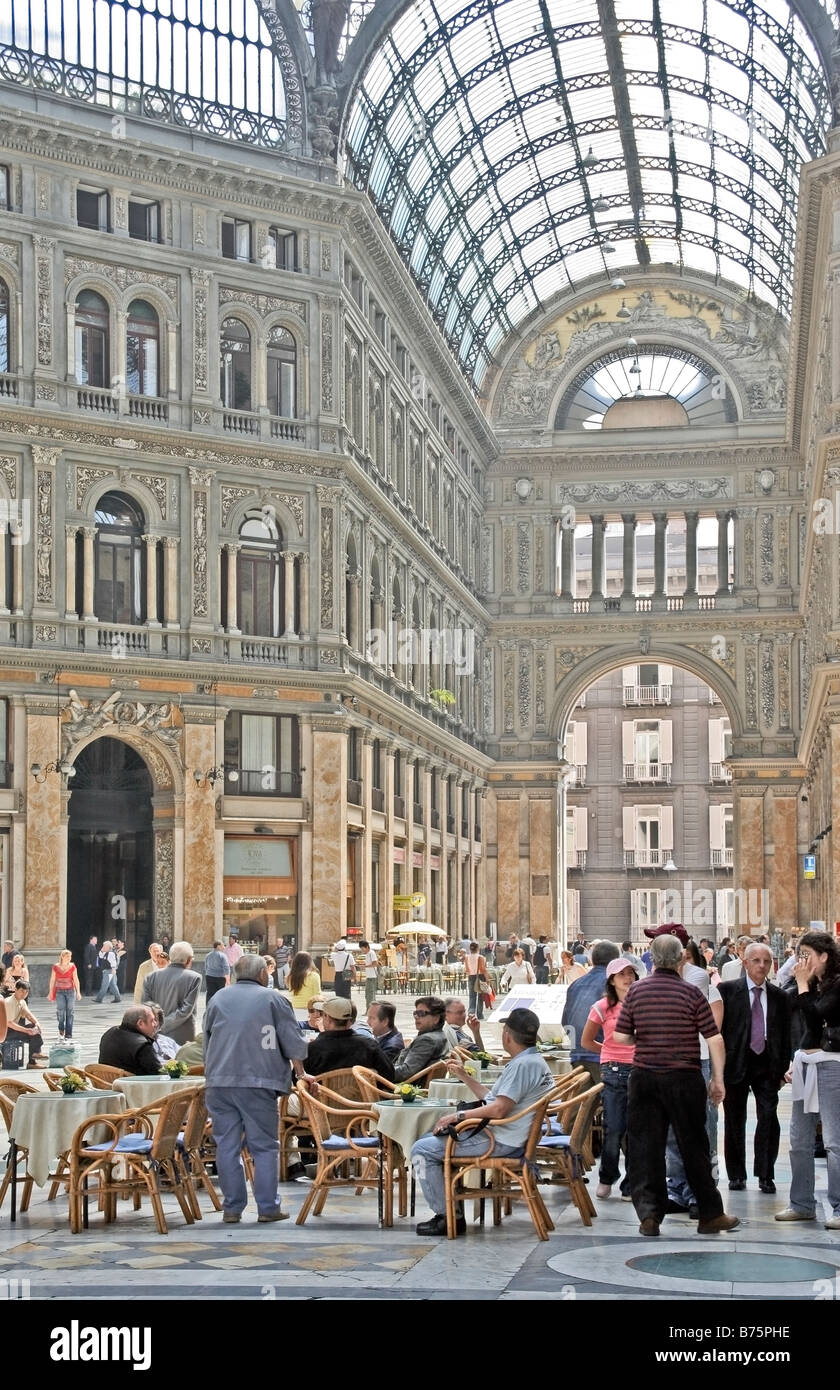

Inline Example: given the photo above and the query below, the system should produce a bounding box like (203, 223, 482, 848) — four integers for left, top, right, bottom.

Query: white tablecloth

(113, 1076, 203, 1110)
(9, 1091, 127, 1186)
(427, 1080, 482, 1103)
(372, 1099, 454, 1151)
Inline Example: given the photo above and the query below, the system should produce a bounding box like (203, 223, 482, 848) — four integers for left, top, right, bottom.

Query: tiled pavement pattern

(1, 991, 839, 1300)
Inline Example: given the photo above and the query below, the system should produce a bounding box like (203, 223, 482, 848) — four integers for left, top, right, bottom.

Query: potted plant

(429, 688, 456, 712)
(59, 1072, 89, 1095)
(394, 1082, 421, 1104)
(161, 1059, 188, 1079)
(472, 1051, 495, 1072)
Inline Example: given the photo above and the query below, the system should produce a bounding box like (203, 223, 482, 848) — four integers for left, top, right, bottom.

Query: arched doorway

(66, 737, 154, 989)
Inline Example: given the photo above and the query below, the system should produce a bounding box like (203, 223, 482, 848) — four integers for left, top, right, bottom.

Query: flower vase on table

(59, 1074, 89, 1095)
(395, 1083, 421, 1104)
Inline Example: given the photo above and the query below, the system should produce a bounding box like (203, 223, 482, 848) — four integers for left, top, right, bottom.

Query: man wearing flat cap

(306, 996, 394, 1080)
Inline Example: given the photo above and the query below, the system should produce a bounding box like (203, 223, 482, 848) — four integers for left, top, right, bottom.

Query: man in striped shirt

(614, 932, 739, 1238)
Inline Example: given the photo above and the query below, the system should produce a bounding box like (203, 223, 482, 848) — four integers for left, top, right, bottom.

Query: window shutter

(622, 720, 635, 765)
(622, 665, 637, 689)
(709, 803, 723, 851)
(574, 721, 587, 767)
(630, 890, 640, 930)
(623, 806, 636, 850)
(660, 804, 674, 850)
(659, 664, 673, 686)
(659, 719, 673, 766)
(566, 888, 580, 931)
(716, 889, 732, 928)
(575, 805, 588, 851)
(709, 718, 723, 765)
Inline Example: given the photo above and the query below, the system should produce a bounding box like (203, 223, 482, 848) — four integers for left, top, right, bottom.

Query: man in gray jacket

(394, 996, 451, 1081)
(205, 953, 308, 1223)
(142, 940, 201, 1044)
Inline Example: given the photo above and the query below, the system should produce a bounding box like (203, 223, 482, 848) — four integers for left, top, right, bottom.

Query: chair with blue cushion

(535, 1083, 604, 1226)
(67, 1088, 200, 1235)
(295, 1080, 383, 1226)
(175, 1087, 221, 1220)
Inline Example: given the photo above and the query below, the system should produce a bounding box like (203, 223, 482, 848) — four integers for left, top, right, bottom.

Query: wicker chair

(84, 1064, 131, 1086)
(351, 1068, 409, 1219)
(67, 1088, 199, 1235)
(0, 1081, 38, 1212)
(43, 1071, 65, 1092)
(442, 1087, 559, 1240)
(175, 1088, 221, 1220)
(277, 1068, 364, 1180)
(294, 1081, 383, 1226)
(535, 1083, 604, 1226)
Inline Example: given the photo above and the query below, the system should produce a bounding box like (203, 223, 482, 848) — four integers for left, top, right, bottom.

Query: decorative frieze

(483, 647, 493, 735)
(778, 636, 791, 730)
(134, 473, 169, 520)
(74, 466, 116, 512)
(760, 513, 774, 587)
(64, 256, 178, 302)
(502, 525, 514, 593)
(517, 523, 530, 594)
(742, 510, 755, 587)
(154, 830, 174, 939)
(219, 286, 306, 320)
(534, 644, 547, 731)
(221, 485, 254, 528)
(778, 509, 790, 587)
(760, 638, 775, 730)
(0, 242, 19, 266)
(519, 644, 531, 728)
(554, 477, 732, 504)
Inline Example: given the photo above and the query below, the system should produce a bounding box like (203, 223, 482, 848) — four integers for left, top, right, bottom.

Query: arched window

(220, 317, 252, 411)
(94, 491, 146, 625)
(237, 511, 284, 636)
(267, 326, 297, 417)
(75, 290, 109, 387)
(411, 593, 422, 690)
(345, 348, 362, 441)
(344, 534, 358, 648)
(0, 278, 9, 374)
(126, 299, 159, 397)
(392, 413, 406, 496)
(369, 382, 384, 470)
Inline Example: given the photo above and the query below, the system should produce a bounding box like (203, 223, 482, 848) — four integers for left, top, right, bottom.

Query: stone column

(769, 790, 799, 936)
(143, 535, 159, 625)
(383, 741, 396, 936)
(0, 523, 8, 614)
(114, 310, 127, 396)
(310, 717, 348, 941)
(360, 736, 373, 939)
(64, 525, 76, 618)
(298, 552, 310, 639)
(732, 784, 766, 935)
(24, 704, 66, 949)
(589, 515, 605, 602)
(621, 512, 637, 600)
(528, 792, 553, 938)
(12, 520, 22, 613)
(182, 715, 221, 947)
(716, 510, 730, 595)
(81, 526, 96, 620)
(653, 511, 668, 599)
(495, 792, 521, 935)
(225, 544, 240, 633)
(163, 537, 179, 626)
(560, 520, 575, 599)
(684, 510, 699, 598)
(282, 551, 297, 638)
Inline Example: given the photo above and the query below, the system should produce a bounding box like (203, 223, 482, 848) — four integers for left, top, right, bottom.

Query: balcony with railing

(711, 848, 734, 867)
(372, 787, 385, 812)
(76, 385, 118, 414)
(229, 769, 301, 796)
(624, 848, 664, 868)
(623, 684, 672, 706)
(567, 764, 587, 786)
(0, 373, 19, 400)
(347, 779, 362, 806)
(623, 762, 672, 783)
(566, 849, 587, 869)
(710, 762, 732, 782)
(128, 395, 169, 421)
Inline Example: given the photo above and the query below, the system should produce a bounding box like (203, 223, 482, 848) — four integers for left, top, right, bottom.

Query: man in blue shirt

(561, 939, 620, 1083)
(205, 953, 308, 1225)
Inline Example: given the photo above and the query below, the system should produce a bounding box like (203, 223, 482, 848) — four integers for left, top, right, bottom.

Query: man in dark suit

(98, 1004, 161, 1075)
(142, 940, 201, 1044)
(719, 943, 791, 1194)
(83, 934, 99, 996)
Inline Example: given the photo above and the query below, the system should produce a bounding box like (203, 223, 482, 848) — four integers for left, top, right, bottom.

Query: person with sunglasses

(394, 996, 451, 1082)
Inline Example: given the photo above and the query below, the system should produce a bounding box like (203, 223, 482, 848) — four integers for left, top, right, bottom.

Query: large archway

(66, 737, 154, 988)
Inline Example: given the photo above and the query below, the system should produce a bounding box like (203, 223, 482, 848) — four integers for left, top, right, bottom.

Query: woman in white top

(500, 949, 536, 991)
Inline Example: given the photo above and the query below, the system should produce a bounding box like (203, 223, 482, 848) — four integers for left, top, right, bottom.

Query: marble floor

(1, 990, 838, 1305)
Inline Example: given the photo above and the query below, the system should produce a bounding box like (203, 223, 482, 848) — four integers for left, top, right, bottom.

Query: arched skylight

(343, 0, 832, 387)
(0, 0, 287, 146)
(556, 346, 737, 429)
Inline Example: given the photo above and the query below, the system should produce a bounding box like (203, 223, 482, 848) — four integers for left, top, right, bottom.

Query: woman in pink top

(47, 948, 82, 1040)
(581, 957, 638, 1201)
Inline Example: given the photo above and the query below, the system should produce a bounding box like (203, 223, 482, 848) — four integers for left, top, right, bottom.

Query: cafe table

(372, 1098, 455, 1227)
(112, 1075, 204, 1109)
(8, 1089, 128, 1220)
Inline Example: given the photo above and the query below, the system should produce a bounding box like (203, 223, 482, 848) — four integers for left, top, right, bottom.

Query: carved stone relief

(519, 644, 531, 729)
(744, 640, 758, 728)
(36, 466, 53, 605)
(61, 692, 182, 754)
(193, 208, 206, 247)
(219, 287, 306, 320)
(760, 639, 775, 730)
(190, 473, 209, 618)
(35, 236, 53, 367)
(535, 644, 547, 730)
(135, 473, 169, 520)
(154, 830, 174, 938)
(778, 510, 790, 587)
(555, 478, 732, 505)
(742, 513, 755, 587)
(0, 242, 19, 266)
(502, 645, 515, 735)
(0, 456, 18, 498)
(191, 268, 209, 394)
(778, 637, 791, 731)
(517, 523, 530, 594)
(321, 239, 332, 272)
(320, 500, 334, 629)
(75, 466, 116, 512)
(760, 513, 774, 587)
(64, 256, 178, 302)
(483, 647, 493, 736)
(221, 485, 255, 528)
(502, 526, 514, 594)
(535, 525, 545, 593)
(321, 311, 334, 413)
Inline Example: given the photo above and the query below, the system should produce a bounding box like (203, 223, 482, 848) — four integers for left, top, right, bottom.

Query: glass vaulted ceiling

(343, 0, 833, 387)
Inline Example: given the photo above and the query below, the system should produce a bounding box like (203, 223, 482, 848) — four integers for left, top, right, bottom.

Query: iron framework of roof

(343, 0, 835, 386)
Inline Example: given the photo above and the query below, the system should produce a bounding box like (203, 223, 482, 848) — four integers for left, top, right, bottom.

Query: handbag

(440, 1099, 490, 1142)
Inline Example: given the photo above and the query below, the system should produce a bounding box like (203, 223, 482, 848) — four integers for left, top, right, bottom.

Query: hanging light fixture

(616, 298, 632, 320)
(610, 277, 626, 289)
(582, 145, 599, 168)
(30, 675, 77, 783)
(593, 196, 609, 213)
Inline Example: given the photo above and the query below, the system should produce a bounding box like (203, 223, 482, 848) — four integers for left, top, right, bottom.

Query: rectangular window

(371, 739, 382, 790)
(267, 227, 297, 270)
(128, 199, 161, 242)
(0, 167, 9, 212)
(77, 188, 110, 231)
(222, 217, 252, 261)
(223, 712, 300, 795)
(0, 700, 9, 787)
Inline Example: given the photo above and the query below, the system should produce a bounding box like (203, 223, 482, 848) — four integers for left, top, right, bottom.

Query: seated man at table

(394, 996, 451, 1082)
(148, 1002, 179, 1063)
(411, 1007, 554, 1236)
(3, 982, 46, 1066)
(98, 1004, 161, 1075)
(367, 1001, 404, 1060)
(306, 997, 395, 1080)
(442, 998, 486, 1055)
